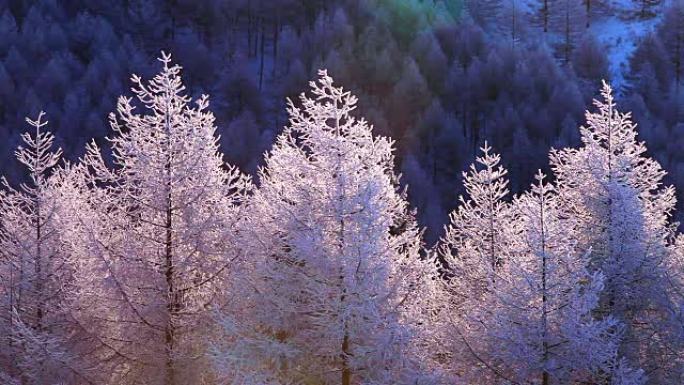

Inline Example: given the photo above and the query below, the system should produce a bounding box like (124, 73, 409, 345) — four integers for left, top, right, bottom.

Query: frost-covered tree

(0, 113, 89, 384)
(441, 142, 513, 281)
(430, 143, 515, 380)
(666, 233, 684, 374)
(213, 70, 436, 385)
(479, 171, 643, 385)
(550, 81, 682, 383)
(75, 53, 251, 385)
(435, 164, 643, 384)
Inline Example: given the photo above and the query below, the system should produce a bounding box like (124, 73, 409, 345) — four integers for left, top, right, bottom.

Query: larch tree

(500, 0, 530, 48)
(659, 2, 684, 88)
(75, 53, 251, 385)
(666, 233, 684, 378)
(550, 81, 683, 383)
(582, 0, 606, 28)
(549, 0, 585, 63)
(433, 142, 516, 380)
(0, 113, 90, 384)
(480, 171, 644, 385)
(464, 0, 503, 29)
(440, 142, 513, 285)
(212, 70, 437, 385)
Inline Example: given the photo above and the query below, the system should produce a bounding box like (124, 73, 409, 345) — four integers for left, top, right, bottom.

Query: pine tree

(213, 70, 435, 385)
(76, 53, 251, 385)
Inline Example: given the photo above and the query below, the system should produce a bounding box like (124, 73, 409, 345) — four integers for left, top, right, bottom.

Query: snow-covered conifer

(213, 70, 435, 385)
(440, 142, 513, 287)
(75, 53, 251, 385)
(550, 81, 682, 383)
(421, 143, 517, 381)
(0, 113, 88, 384)
(478, 171, 640, 384)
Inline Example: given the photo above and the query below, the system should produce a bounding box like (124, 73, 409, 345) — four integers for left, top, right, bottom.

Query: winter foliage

(72, 53, 251, 384)
(0, 50, 680, 384)
(212, 70, 434, 385)
(0, 1, 684, 383)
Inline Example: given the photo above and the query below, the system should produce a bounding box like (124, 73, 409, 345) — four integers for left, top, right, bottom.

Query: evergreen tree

(432, 143, 515, 381)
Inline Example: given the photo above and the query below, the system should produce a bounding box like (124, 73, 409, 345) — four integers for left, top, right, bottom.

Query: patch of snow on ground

(590, 0, 670, 88)
(515, 0, 671, 88)
(589, 15, 657, 87)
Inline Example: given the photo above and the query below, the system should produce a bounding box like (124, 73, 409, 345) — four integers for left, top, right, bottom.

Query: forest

(0, 0, 683, 384)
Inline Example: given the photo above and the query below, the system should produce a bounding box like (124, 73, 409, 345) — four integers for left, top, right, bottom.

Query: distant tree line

(0, 0, 681, 241)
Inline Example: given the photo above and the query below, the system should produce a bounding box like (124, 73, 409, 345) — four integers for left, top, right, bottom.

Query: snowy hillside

(514, 0, 671, 86)
(591, 0, 671, 85)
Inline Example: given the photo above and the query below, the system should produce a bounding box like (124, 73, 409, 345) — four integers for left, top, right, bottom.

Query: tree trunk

(585, 0, 591, 28)
(163, 111, 177, 385)
(543, 0, 549, 33)
(341, 328, 351, 385)
(676, 29, 681, 86)
(565, 1, 571, 63)
(272, 14, 279, 77)
(164, 203, 175, 385)
(512, 0, 517, 48)
(540, 193, 549, 385)
(254, 15, 260, 58)
(259, 18, 265, 91)
(337, 154, 351, 385)
(35, 198, 43, 331)
(247, 0, 252, 58)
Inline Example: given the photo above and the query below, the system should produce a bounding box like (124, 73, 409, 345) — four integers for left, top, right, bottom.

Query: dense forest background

(0, 0, 682, 243)
(2, 1, 684, 384)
